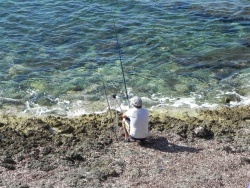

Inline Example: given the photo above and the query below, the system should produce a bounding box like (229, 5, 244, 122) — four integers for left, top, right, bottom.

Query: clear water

(0, 0, 250, 116)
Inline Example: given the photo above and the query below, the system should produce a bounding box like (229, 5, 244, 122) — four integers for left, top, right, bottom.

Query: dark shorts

(130, 136, 146, 142)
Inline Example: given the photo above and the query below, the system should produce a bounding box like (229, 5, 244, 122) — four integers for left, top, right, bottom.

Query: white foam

(172, 97, 199, 108)
(201, 103, 219, 109)
(18, 88, 250, 117)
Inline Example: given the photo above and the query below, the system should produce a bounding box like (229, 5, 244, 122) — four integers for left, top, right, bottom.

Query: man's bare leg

(122, 118, 130, 140)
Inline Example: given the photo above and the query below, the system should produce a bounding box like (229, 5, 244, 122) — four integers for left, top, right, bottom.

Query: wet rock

(0, 97, 23, 105)
(37, 96, 58, 106)
(174, 83, 189, 93)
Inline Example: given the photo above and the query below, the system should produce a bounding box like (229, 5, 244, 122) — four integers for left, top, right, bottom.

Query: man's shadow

(142, 136, 202, 153)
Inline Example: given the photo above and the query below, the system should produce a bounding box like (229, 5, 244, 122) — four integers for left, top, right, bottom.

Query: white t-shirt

(124, 107, 149, 138)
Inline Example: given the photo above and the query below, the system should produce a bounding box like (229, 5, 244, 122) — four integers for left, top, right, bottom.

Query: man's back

(125, 107, 149, 138)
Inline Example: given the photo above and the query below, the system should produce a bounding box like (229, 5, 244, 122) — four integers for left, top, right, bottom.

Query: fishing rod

(101, 76, 112, 114)
(100, 76, 119, 141)
(111, 3, 130, 107)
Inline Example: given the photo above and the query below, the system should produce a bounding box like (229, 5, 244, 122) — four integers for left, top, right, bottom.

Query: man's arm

(122, 113, 128, 119)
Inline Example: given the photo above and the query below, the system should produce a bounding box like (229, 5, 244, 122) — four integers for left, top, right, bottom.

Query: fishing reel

(112, 94, 117, 99)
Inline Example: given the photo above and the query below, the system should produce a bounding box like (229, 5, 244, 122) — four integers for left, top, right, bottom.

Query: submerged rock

(222, 94, 241, 104)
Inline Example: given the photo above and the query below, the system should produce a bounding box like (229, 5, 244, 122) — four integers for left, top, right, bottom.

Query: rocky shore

(0, 106, 250, 188)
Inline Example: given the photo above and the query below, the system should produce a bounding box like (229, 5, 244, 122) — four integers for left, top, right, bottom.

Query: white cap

(131, 96, 142, 107)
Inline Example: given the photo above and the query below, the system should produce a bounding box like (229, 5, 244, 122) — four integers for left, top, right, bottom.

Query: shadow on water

(142, 136, 202, 153)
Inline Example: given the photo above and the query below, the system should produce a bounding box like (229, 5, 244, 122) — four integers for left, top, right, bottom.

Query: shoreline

(1, 90, 250, 117)
(0, 105, 250, 187)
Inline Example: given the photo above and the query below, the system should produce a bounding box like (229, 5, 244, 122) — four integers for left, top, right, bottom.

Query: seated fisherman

(122, 96, 149, 145)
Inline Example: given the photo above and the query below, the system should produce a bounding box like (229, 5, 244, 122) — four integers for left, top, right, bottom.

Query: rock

(19, 185, 30, 188)
(173, 123, 189, 138)
(240, 157, 250, 164)
(42, 146, 52, 155)
(59, 126, 75, 134)
(129, 168, 141, 179)
(40, 164, 56, 172)
(11, 182, 29, 188)
(65, 151, 85, 163)
(221, 145, 233, 153)
(0, 122, 5, 127)
(3, 157, 16, 164)
(0, 106, 249, 187)
(194, 126, 213, 138)
(222, 94, 240, 104)
(27, 159, 57, 172)
(241, 128, 250, 135)
(37, 96, 58, 106)
(66, 173, 99, 188)
(1, 163, 16, 170)
(17, 155, 25, 162)
(90, 167, 119, 181)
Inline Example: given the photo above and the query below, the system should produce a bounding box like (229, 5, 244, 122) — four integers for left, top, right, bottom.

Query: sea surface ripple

(0, 0, 250, 116)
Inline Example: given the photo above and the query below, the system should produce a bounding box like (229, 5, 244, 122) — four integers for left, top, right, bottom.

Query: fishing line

(111, 2, 130, 107)
(112, 94, 122, 112)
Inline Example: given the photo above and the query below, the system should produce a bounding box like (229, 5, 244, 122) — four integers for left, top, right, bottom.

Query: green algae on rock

(0, 106, 249, 187)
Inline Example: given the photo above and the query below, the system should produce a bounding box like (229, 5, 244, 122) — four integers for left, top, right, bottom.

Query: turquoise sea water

(0, 0, 250, 116)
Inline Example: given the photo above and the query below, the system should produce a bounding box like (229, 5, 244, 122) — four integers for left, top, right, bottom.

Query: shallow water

(0, 0, 250, 116)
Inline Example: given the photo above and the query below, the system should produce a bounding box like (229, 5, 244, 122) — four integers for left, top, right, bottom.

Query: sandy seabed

(0, 106, 250, 188)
